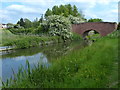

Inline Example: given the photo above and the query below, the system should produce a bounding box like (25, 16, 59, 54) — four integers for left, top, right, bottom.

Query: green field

(3, 32, 119, 88)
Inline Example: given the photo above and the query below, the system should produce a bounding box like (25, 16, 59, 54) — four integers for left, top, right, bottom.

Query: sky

(0, 0, 119, 24)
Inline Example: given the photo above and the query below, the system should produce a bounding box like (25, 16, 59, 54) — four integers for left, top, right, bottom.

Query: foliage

(17, 18, 33, 28)
(72, 32, 83, 40)
(106, 30, 120, 38)
(17, 18, 25, 27)
(85, 31, 101, 41)
(3, 36, 118, 88)
(117, 22, 120, 30)
(7, 23, 14, 29)
(32, 18, 40, 28)
(44, 15, 73, 41)
(45, 4, 86, 19)
(8, 28, 33, 35)
(4, 36, 62, 49)
(68, 15, 85, 24)
(73, 5, 80, 17)
(88, 18, 103, 22)
(1, 29, 64, 49)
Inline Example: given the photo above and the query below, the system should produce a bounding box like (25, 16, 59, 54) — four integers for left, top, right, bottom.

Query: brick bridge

(72, 22, 117, 37)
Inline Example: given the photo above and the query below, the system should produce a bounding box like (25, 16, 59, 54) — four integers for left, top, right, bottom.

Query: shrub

(68, 15, 85, 24)
(44, 15, 73, 41)
(106, 30, 120, 38)
(72, 32, 83, 41)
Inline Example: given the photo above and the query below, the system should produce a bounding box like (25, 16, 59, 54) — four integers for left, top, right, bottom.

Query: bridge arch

(82, 29, 100, 37)
(72, 22, 117, 37)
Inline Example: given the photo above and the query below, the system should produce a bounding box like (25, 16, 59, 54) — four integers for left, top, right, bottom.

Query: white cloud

(6, 5, 41, 13)
(1, 0, 118, 23)
(2, 0, 119, 2)
(111, 9, 118, 13)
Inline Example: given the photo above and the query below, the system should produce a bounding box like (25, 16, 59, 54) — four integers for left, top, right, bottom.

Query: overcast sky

(0, 0, 118, 24)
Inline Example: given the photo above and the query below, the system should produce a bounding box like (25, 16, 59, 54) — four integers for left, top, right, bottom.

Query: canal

(0, 41, 86, 82)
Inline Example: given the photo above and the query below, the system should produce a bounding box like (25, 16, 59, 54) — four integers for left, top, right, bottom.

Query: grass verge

(1, 29, 64, 49)
(2, 34, 118, 88)
(1, 29, 82, 49)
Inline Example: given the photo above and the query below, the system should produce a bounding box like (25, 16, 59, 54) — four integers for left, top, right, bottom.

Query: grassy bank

(2, 31, 118, 88)
(1, 29, 82, 49)
(1, 29, 64, 49)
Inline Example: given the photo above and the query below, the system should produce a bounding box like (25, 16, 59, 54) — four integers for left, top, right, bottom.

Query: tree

(7, 23, 14, 29)
(24, 18, 32, 28)
(17, 18, 25, 27)
(39, 14, 44, 23)
(73, 5, 80, 17)
(44, 4, 85, 19)
(52, 6, 59, 15)
(67, 4, 73, 15)
(44, 15, 73, 41)
(88, 18, 103, 22)
(17, 18, 32, 28)
(68, 15, 85, 24)
(117, 22, 120, 30)
(32, 18, 40, 28)
(45, 9, 52, 18)
(14, 24, 21, 28)
(59, 5, 65, 15)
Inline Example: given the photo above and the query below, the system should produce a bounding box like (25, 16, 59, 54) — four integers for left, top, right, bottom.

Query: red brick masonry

(72, 22, 117, 36)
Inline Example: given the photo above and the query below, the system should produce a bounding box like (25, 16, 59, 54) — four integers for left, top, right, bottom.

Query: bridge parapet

(72, 22, 117, 36)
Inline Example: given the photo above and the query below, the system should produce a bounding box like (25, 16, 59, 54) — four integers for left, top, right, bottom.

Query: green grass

(1, 29, 64, 49)
(1, 29, 82, 49)
(0, 29, 18, 46)
(2, 33, 118, 88)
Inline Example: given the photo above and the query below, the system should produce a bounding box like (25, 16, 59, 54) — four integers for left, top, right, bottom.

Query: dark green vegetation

(117, 22, 120, 30)
(2, 31, 119, 88)
(1, 29, 82, 49)
(3, 4, 86, 49)
(88, 18, 103, 22)
(8, 4, 86, 36)
(1, 3, 118, 88)
(4, 4, 104, 49)
(1, 29, 65, 49)
(45, 4, 85, 19)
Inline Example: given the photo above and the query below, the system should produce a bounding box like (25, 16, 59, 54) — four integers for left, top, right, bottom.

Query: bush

(106, 30, 120, 38)
(68, 15, 85, 24)
(44, 15, 73, 41)
(72, 32, 83, 40)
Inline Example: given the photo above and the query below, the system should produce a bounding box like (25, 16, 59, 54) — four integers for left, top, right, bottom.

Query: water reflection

(1, 41, 86, 82)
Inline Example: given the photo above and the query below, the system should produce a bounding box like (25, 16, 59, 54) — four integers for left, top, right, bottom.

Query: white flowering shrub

(45, 15, 73, 41)
(68, 15, 85, 24)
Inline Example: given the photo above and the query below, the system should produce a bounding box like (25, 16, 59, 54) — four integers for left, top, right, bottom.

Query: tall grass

(2, 32, 118, 88)
(0, 29, 18, 46)
(1, 29, 82, 49)
(1, 29, 64, 49)
(72, 32, 83, 41)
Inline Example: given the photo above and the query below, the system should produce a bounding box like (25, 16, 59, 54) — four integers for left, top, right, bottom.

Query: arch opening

(82, 29, 100, 40)
(83, 30, 100, 37)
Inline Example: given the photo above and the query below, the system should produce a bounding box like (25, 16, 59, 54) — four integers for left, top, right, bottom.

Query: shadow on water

(1, 41, 87, 82)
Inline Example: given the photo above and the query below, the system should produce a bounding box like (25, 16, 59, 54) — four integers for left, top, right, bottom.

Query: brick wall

(72, 22, 117, 36)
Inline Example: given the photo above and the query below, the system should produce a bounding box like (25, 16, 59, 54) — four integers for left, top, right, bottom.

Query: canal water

(0, 41, 86, 82)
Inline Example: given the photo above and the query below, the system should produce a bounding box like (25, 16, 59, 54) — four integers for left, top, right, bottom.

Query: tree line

(45, 4, 84, 18)
(7, 4, 105, 40)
